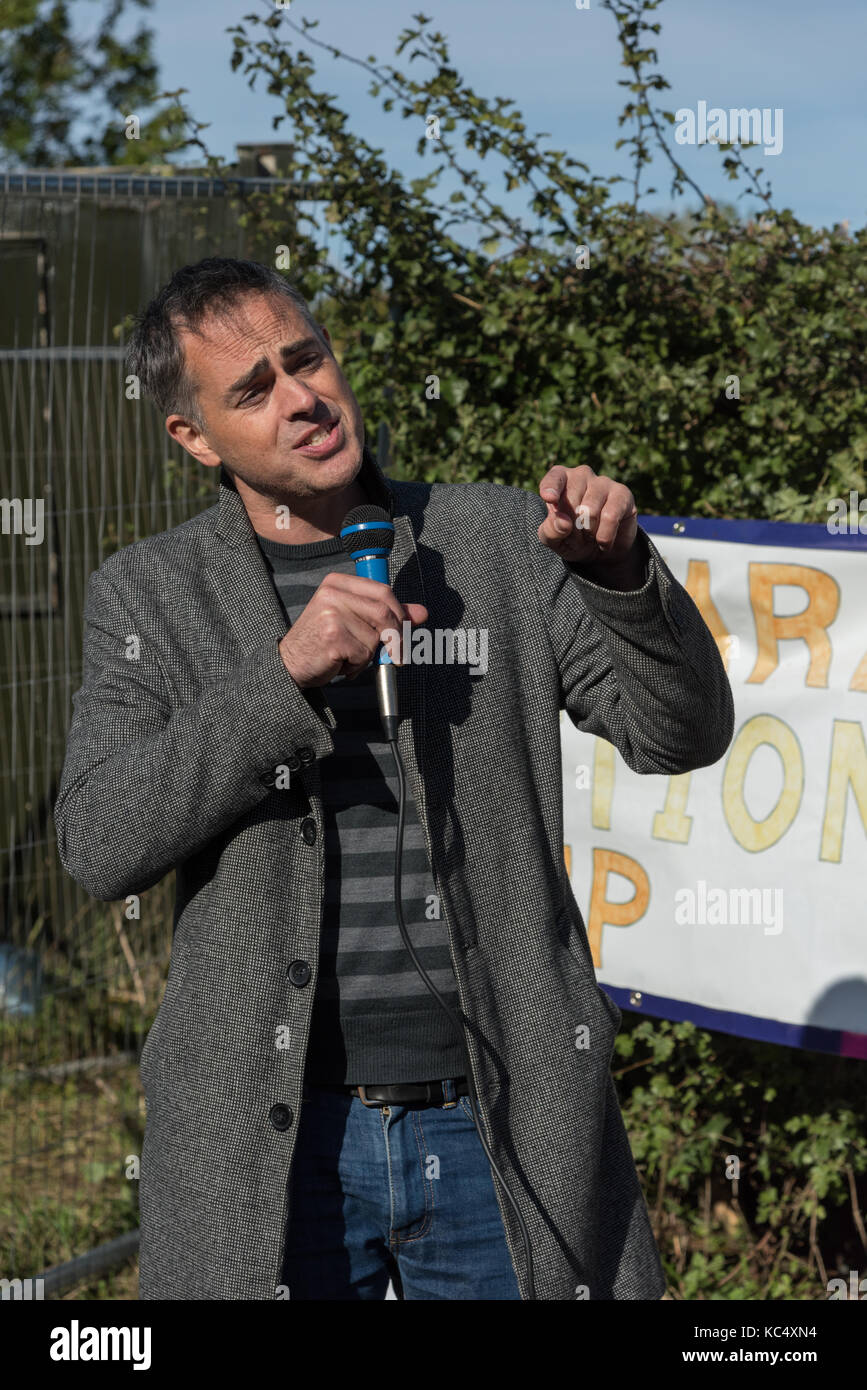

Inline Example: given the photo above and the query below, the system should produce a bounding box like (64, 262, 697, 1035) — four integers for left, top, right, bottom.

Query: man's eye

(239, 355, 320, 403)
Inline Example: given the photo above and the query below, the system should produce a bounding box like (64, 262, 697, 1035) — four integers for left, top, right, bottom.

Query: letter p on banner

(587, 849, 650, 968)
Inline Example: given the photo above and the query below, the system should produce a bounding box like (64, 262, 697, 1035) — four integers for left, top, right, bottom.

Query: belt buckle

(356, 1085, 385, 1108)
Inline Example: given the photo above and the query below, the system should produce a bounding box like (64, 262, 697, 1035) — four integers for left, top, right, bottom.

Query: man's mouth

(295, 419, 341, 456)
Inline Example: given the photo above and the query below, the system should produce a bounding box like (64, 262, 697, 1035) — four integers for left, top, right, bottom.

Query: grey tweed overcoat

(54, 448, 734, 1301)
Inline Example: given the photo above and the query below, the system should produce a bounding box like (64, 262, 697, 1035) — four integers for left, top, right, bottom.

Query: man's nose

(276, 374, 319, 415)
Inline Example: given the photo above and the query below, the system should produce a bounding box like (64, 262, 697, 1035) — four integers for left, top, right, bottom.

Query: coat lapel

(203, 466, 292, 663)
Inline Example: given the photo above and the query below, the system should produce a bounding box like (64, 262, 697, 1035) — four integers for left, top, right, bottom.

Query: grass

(1, 886, 171, 1298)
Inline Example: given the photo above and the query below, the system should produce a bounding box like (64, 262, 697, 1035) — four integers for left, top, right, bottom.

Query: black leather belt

(310, 1077, 470, 1108)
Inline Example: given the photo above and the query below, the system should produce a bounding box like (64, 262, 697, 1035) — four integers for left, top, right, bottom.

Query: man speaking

(55, 257, 734, 1301)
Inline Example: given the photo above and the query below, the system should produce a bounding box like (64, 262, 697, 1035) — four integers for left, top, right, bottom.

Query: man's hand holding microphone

(278, 571, 428, 688)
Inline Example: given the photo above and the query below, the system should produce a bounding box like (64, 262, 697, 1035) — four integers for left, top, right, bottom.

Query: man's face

(172, 291, 365, 501)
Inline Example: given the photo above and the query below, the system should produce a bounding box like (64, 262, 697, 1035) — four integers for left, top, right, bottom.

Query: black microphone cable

(388, 736, 537, 1301)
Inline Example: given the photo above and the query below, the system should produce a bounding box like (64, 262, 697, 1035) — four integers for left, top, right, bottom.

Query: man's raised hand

(537, 464, 639, 569)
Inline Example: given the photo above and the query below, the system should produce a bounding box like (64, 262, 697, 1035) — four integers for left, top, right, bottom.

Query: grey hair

(124, 257, 325, 430)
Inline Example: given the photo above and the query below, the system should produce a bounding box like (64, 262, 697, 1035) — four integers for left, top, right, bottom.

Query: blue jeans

(281, 1080, 523, 1300)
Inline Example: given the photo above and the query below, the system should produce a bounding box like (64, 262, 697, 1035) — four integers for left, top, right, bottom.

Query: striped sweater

(256, 532, 466, 1085)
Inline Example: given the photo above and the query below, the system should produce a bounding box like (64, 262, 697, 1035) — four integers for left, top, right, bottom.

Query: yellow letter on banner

(849, 647, 867, 691)
(722, 716, 804, 851)
(652, 772, 693, 843)
(592, 738, 616, 829)
(820, 720, 867, 862)
(746, 563, 839, 687)
(586, 849, 650, 968)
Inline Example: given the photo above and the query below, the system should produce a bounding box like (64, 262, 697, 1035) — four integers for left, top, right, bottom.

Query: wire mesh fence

(0, 169, 330, 1294)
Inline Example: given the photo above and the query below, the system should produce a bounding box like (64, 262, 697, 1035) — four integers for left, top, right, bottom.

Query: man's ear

(319, 325, 332, 351)
(165, 414, 222, 470)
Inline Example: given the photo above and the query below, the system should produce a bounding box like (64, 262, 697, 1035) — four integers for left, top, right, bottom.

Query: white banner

(561, 517, 867, 1057)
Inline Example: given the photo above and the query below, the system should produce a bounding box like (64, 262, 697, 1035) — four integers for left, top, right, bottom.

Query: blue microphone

(340, 505, 400, 738)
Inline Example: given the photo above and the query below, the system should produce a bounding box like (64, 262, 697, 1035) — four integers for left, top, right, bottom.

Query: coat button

(269, 1103, 293, 1131)
(298, 745, 314, 765)
(301, 818, 317, 844)
(286, 753, 301, 772)
(288, 960, 311, 988)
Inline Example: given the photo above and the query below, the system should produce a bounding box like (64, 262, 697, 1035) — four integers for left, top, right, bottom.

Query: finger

(593, 485, 636, 549)
(343, 600, 430, 666)
(344, 593, 410, 639)
(539, 507, 574, 543)
(541, 463, 595, 503)
(342, 648, 378, 680)
(572, 495, 602, 541)
(320, 572, 409, 627)
(539, 466, 568, 505)
(380, 604, 429, 663)
(328, 607, 383, 661)
(542, 465, 595, 528)
(571, 475, 619, 540)
(538, 513, 572, 548)
(560, 464, 596, 514)
(341, 594, 430, 647)
(341, 619, 389, 678)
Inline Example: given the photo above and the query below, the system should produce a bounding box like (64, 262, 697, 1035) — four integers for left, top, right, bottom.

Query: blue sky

(132, 0, 864, 232)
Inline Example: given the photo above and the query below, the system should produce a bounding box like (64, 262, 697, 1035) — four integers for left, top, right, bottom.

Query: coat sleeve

(54, 562, 335, 902)
(522, 488, 735, 775)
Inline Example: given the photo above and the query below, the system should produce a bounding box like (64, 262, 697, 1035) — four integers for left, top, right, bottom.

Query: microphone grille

(340, 504, 395, 557)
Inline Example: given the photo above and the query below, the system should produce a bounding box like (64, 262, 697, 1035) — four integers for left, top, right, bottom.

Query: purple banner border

(639, 514, 867, 551)
(601, 986, 867, 1062)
